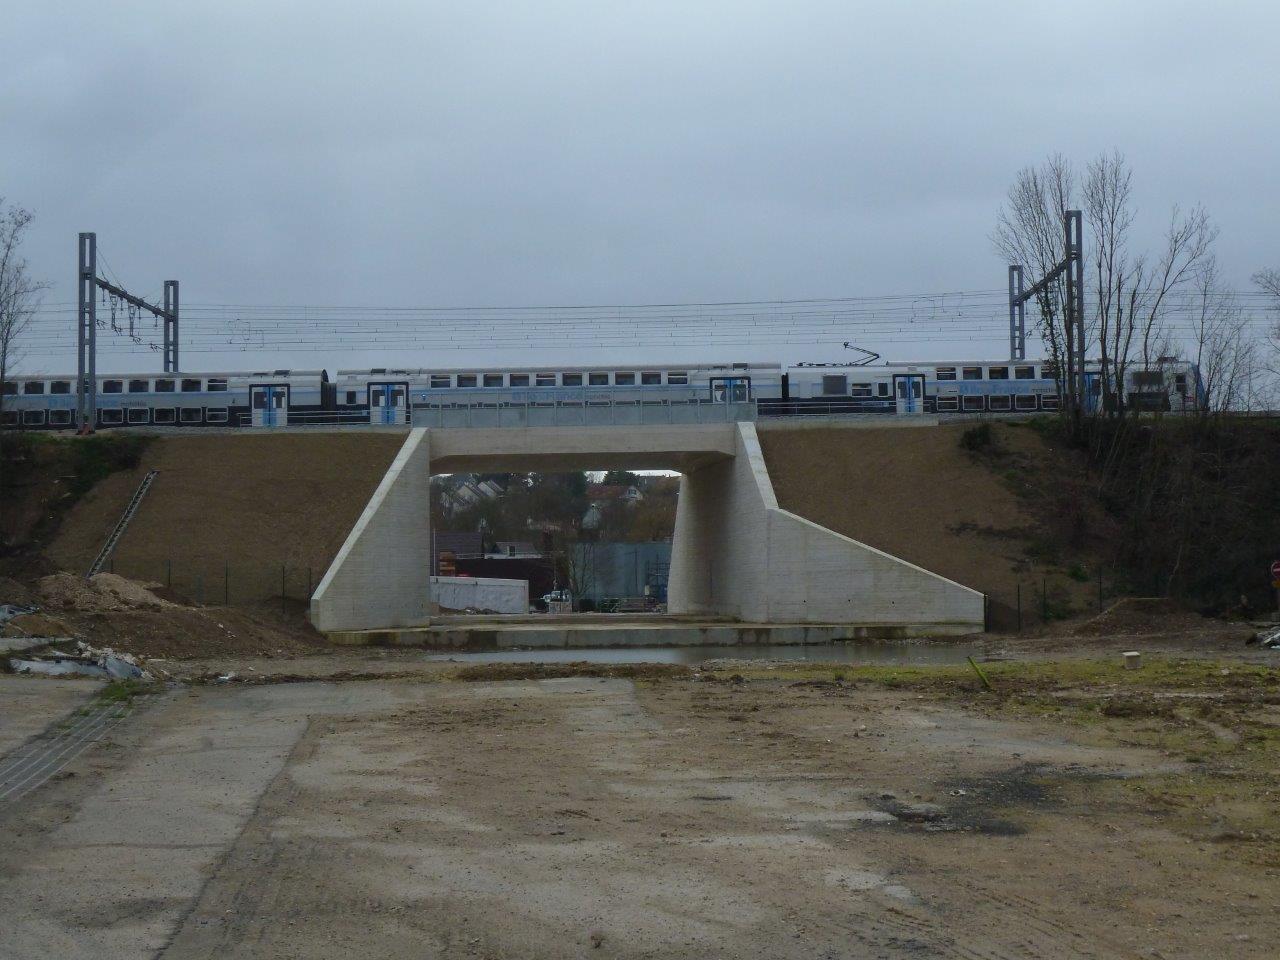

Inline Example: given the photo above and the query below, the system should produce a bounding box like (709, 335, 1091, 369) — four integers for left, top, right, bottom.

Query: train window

(181, 378, 202, 392)
(430, 375, 451, 389)
(822, 375, 848, 395)
(935, 397, 959, 411)
(877, 382, 889, 397)
(614, 372, 635, 386)
(99, 409, 123, 425)
(252, 392, 267, 409)
(562, 373, 583, 386)
(851, 383, 873, 397)
(180, 408, 203, 423)
(988, 366, 1009, 380)
(0, 410, 17, 426)
(961, 396, 985, 411)
(343, 390, 356, 404)
(50, 380, 71, 394)
(126, 408, 149, 424)
(1041, 364, 1058, 381)
(207, 378, 228, 392)
(483, 374, 504, 388)
(155, 379, 175, 392)
(1041, 394, 1060, 410)
(1175, 374, 1187, 393)
(588, 373, 609, 386)
(1, 382, 15, 395)
(128, 379, 149, 393)
(667, 372, 688, 385)
(23, 409, 46, 425)
(989, 395, 1011, 411)
(153, 408, 176, 424)
(457, 374, 477, 388)
(23, 381, 45, 394)
(536, 373, 556, 387)
(962, 367, 983, 380)
(1133, 371, 1164, 387)
(49, 409, 72, 425)
(935, 367, 956, 380)
(205, 407, 228, 423)
(102, 379, 123, 393)
(641, 372, 661, 385)
(509, 374, 530, 387)
(1014, 365, 1035, 380)
(1014, 394, 1038, 410)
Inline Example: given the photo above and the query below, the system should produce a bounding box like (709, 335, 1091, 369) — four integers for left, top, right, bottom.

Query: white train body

(1, 357, 1200, 430)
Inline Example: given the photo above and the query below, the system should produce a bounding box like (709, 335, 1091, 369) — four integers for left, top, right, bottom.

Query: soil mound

(1067, 597, 1211, 638)
(36, 572, 172, 612)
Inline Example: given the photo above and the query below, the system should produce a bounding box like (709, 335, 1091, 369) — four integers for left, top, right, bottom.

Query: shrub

(960, 423, 999, 453)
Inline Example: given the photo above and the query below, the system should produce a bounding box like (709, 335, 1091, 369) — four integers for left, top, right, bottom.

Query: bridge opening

(430, 467, 678, 616)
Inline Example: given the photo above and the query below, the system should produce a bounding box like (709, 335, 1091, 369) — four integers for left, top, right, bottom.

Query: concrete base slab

(324, 615, 977, 649)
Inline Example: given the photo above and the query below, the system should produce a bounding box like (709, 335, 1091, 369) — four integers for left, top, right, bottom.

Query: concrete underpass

(310, 423, 985, 639)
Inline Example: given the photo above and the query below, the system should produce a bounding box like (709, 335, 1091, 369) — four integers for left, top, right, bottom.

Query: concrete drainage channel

(0, 698, 137, 804)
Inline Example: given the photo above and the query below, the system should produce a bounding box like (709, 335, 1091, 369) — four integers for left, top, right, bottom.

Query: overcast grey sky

(4, 1, 1278, 374)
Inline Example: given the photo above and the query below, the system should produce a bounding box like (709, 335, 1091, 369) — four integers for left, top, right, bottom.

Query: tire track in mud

(151, 717, 320, 959)
(0, 699, 136, 804)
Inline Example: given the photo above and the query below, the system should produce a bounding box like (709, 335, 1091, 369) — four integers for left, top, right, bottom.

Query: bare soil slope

(759, 422, 1100, 629)
(46, 433, 405, 599)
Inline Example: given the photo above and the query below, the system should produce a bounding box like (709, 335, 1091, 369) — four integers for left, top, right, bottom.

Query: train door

(709, 377, 751, 403)
(369, 381, 408, 425)
(1082, 371, 1102, 414)
(893, 374, 925, 415)
(250, 385, 288, 427)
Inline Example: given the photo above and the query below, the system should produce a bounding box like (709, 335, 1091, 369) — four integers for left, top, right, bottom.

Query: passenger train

(1, 357, 1202, 430)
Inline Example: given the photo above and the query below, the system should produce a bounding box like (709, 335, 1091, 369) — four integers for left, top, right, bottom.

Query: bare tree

(993, 155, 1075, 410)
(1254, 268, 1280, 378)
(999, 153, 1217, 420)
(1190, 258, 1257, 414)
(0, 200, 47, 426)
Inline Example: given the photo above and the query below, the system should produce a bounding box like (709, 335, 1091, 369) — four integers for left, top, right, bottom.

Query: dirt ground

(2, 649, 1277, 960)
(1, 571, 327, 659)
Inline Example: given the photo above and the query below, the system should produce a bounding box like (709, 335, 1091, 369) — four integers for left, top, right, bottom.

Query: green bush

(960, 423, 997, 453)
(67, 435, 151, 497)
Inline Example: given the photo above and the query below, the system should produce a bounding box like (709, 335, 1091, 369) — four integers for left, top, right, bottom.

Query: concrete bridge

(310, 422, 985, 635)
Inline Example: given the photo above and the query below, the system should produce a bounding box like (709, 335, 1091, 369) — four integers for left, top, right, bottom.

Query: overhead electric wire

(19, 285, 1277, 366)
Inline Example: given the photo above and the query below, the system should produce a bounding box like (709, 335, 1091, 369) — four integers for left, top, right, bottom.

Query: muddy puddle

(423, 641, 977, 666)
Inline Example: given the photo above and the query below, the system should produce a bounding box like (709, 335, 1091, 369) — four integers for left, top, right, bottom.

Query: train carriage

(1, 357, 1201, 431)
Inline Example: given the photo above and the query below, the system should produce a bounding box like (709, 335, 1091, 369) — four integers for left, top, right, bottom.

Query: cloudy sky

(4, 1, 1278, 374)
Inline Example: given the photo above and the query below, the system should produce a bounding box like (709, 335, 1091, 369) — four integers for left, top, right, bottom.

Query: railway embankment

(42, 432, 405, 600)
(759, 420, 1108, 629)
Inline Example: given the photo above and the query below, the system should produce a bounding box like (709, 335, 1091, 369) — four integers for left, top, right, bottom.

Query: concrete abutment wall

(670, 422, 984, 628)
(311, 424, 985, 634)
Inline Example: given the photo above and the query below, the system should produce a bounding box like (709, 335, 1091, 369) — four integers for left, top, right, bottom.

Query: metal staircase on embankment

(86, 470, 158, 577)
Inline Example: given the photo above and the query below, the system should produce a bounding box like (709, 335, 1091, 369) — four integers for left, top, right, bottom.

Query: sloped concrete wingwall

(669, 422, 985, 629)
(311, 429, 433, 632)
